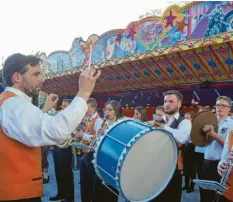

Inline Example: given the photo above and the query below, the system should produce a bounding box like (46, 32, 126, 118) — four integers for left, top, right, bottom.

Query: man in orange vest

(0, 53, 100, 202)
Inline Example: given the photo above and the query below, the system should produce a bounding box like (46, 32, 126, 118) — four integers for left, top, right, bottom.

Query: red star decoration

(165, 10, 177, 28)
(115, 34, 122, 43)
(175, 17, 188, 33)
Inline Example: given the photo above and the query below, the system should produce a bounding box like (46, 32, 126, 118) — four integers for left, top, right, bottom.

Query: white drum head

(120, 130, 177, 201)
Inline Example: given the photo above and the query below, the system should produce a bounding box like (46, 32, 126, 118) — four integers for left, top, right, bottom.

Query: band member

(78, 98, 103, 202)
(151, 90, 192, 202)
(218, 130, 233, 202)
(200, 96, 233, 202)
(49, 99, 74, 202)
(0, 53, 100, 202)
(147, 106, 165, 126)
(182, 111, 196, 193)
(133, 106, 147, 122)
(155, 106, 165, 123)
(93, 100, 123, 202)
(194, 107, 209, 180)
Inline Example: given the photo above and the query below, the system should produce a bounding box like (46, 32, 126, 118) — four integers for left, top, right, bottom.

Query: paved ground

(42, 151, 200, 202)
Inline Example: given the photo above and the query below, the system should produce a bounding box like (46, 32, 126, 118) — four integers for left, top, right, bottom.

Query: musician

(77, 98, 103, 202)
(49, 99, 75, 202)
(0, 53, 100, 202)
(133, 106, 147, 122)
(147, 106, 165, 126)
(218, 130, 233, 202)
(151, 90, 192, 202)
(182, 111, 196, 193)
(194, 107, 209, 181)
(200, 96, 233, 202)
(93, 100, 123, 202)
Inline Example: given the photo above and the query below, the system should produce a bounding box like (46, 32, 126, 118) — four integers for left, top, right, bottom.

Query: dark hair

(156, 105, 165, 112)
(105, 100, 123, 120)
(185, 111, 195, 119)
(135, 106, 147, 122)
(163, 90, 183, 102)
(87, 98, 97, 109)
(3, 53, 42, 86)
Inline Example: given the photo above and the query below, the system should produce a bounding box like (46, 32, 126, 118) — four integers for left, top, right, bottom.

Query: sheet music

(193, 179, 227, 192)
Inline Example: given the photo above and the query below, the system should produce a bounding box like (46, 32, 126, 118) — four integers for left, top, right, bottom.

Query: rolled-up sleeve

(163, 119, 192, 144)
(0, 96, 88, 147)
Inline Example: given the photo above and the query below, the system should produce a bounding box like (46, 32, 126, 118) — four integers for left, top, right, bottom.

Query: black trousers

(53, 146, 74, 201)
(80, 152, 96, 202)
(151, 170, 182, 202)
(41, 146, 49, 169)
(0, 197, 41, 202)
(183, 143, 196, 188)
(218, 195, 233, 202)
(200, 159, 221, 202)
(92, 175, 118, 202)
(194, 152, 205, 179)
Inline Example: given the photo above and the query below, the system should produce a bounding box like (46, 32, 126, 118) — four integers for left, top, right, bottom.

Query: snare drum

(93, 118, 177, 202)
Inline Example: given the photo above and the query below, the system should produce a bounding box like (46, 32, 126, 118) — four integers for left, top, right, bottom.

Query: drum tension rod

(92, 161, 118, 181)
(105, 135, 130, 148)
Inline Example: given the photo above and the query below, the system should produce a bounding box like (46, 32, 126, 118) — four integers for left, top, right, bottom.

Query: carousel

(39, 1, 233, 119)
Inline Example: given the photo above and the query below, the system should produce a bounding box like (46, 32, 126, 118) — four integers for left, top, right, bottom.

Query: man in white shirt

(152, 90, 192, 202)
(200, 96, 233, 202)
(0, 53, 100, 202)
(77, 98, 103, 202)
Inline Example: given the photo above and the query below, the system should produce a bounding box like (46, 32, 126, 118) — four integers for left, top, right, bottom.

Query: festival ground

(42, 151, 200, 202)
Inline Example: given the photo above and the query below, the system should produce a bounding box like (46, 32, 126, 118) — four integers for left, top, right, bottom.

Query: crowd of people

(1, 53, 233, 202)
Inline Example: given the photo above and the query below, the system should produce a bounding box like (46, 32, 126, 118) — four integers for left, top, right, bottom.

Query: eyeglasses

(104, 108, 114, 112)
(216, 104, 230, 109)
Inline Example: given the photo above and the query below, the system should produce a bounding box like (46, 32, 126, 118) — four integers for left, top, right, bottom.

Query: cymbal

(191, 111, 218, 147)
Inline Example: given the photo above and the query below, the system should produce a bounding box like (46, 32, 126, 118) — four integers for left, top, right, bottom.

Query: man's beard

(165, 106, 178, 115)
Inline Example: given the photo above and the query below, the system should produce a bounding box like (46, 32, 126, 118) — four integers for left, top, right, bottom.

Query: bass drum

(93, 118, 178, 202)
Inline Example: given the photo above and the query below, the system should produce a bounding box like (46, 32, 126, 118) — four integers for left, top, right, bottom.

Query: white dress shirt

(163, 113, 192, 144)
(205, 116, 233, 161)
(0, 87, 88, 147)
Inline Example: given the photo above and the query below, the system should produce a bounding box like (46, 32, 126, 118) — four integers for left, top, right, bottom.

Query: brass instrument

(57, 116, 89, 149)
(81, 116, 108, 158)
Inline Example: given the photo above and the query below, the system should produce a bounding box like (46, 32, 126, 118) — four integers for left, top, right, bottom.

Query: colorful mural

(41, 1, 233, 96)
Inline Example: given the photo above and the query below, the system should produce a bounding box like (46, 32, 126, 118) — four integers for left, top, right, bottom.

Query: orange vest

(84, 113, 101, 135)
(177, 143, 183, 171)
(0, 91, 42, 200)
(223, 130, 233, 201)
(81, 113, 101, 152)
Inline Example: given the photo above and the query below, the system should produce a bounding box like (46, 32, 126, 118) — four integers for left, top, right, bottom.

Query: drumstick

(88, 45, 92, 69)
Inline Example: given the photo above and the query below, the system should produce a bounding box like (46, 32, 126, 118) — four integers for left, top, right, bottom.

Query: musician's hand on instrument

(97, 128, 104, 136)
(147, 121, 154, 126)
(77, 68, 101, 102)
(203, 125, 215, 136)
(43, 94, 59, 113)
(75, 130, 84, 139)
(218, 162, 228, 176)
(229, 151, 233, 161)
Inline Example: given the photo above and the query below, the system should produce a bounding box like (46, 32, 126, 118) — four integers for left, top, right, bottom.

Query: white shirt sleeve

(0, 96, 88, 147)
(163, 119, 192, 144)
(218, 131, 230, 168)
(94, 118, 103, 134)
